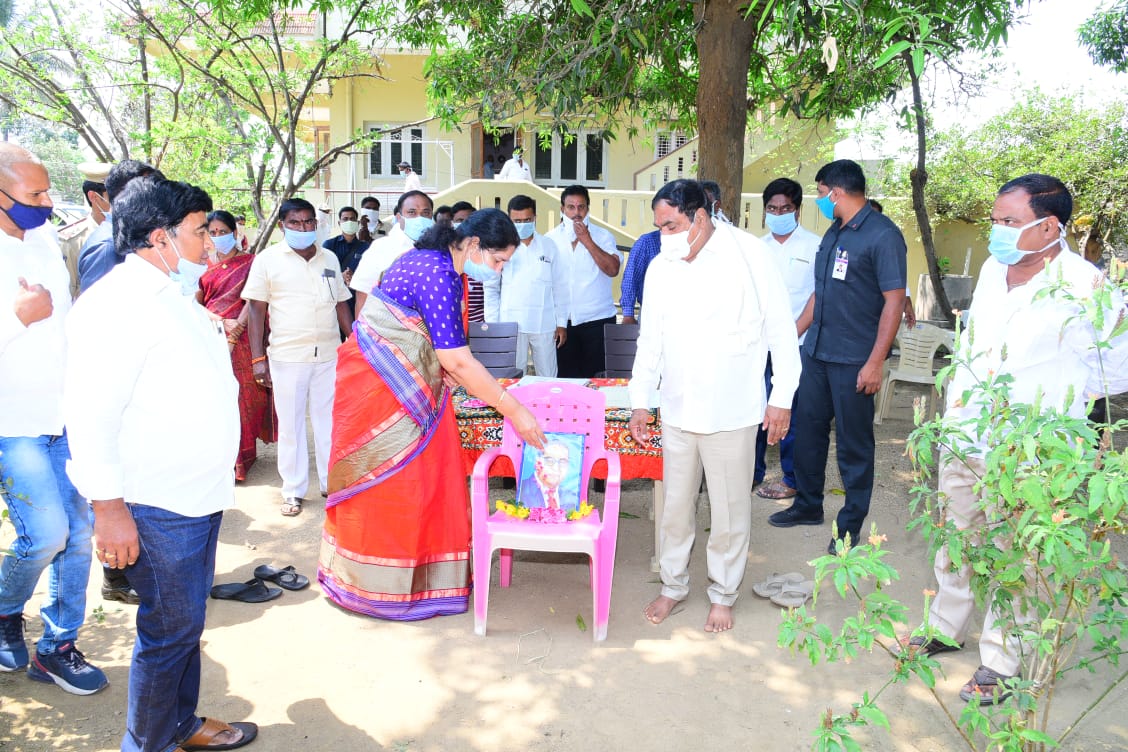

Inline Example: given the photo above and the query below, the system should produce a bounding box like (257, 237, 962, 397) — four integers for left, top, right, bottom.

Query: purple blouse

(379, 248, 467, 350)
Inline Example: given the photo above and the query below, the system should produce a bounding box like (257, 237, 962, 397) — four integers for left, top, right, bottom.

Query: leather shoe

(768, 504, 824, 528)
(101, 584, 141, 605)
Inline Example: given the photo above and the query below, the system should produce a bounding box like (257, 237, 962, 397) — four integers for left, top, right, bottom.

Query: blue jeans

(754, 353, 798, 488)
(122, 505, 222, 752)
(791, 351, 876, 542)
(0, 434, 92, 653)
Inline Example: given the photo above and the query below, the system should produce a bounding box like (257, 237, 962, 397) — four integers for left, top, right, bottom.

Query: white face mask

(360, 208, 380, 227)
(659, 230, 691, 257)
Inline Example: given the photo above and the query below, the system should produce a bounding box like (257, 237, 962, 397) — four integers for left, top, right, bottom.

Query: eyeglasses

(284, 218, 318, 229)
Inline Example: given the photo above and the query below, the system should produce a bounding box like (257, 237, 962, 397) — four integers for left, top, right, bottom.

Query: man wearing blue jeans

(0, 144, 107, 694)
(65, 177, 257, 751)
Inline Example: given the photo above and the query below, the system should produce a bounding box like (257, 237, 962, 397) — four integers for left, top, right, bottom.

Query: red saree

(319, 289, 470, 621)
(198, 253, 277, 481)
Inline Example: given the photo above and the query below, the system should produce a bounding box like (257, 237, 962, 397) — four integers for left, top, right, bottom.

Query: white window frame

(533, 129, 608, 188)
(366, 123, 425, 178)
(655, 130, 690, 160)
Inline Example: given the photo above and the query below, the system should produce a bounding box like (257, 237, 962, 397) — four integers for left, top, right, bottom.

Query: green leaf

(576, 613, 587, 632)
(569, 0, 595, 20)
(856, 704, 890, 731)
(874, 40, 911, 68)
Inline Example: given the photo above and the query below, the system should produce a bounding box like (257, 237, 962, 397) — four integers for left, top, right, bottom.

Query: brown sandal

(756, 479, 797, 499)
(180, 717, 258, 750)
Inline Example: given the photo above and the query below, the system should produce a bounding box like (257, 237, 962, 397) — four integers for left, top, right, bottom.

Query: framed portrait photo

(516, 432, 585, 514)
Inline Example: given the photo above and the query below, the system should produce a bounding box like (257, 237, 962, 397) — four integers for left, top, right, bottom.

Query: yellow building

(302, 46, 981, 319)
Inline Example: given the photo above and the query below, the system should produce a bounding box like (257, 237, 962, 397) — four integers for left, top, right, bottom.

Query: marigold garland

(494, 499, 595, 522)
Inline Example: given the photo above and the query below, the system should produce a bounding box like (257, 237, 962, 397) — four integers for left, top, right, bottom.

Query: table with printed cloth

(454, 377, 666, 571)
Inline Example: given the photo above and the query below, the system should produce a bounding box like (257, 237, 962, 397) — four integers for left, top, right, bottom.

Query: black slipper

(209, 578, 282, 603)
(253, 564, 310, 591)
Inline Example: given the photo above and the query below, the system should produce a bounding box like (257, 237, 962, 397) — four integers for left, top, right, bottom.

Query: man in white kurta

(544, 185, 621, 377)
(629, 179, 800, 633)
(65, 177, 257, 750)
(349, 191, 435, 312)
(915, 173, 1128, 705)
(0, 145, 108, 694)
(754, 178, 820, 498)
(483, 194, 567, 375)
(498, 150, 533, 182)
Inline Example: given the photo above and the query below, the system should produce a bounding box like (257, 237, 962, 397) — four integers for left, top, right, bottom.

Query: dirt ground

(2, 391, 1126, 752)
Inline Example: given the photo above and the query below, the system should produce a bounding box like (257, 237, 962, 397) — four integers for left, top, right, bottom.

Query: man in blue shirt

(768, 160, 907, 554)
(620, 230, 660, 325)
(77, 160, 163, 294)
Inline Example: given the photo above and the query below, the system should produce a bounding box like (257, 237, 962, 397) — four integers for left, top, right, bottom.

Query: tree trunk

(695, 0, 758, 219)
(905, 52, 955, 325)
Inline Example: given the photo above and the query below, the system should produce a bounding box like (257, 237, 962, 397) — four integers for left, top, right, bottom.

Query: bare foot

(644, 595, 683, 624)
(704, 603, 733, 633)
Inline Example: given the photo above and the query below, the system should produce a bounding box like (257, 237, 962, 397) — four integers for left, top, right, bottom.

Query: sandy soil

(2, 392, 1126, 752)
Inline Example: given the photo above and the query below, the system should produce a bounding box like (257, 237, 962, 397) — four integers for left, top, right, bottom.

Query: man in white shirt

(484, 195, 567, 375)
(544, 185, 621, 377)
(0, 144, 108, 695)
(65, 176, 258, 750)
(398, 161, 423, 192)
(349, 190, 435, 312)
(498, 149, 533, 182)
(754, 178, 819, 500)
(908, 174, 1128, 705)
(628, 179, 800, 633)
(243, 198, 353, 517)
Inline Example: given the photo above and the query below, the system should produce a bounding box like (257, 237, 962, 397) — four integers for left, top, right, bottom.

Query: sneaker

(27, 642, 108, 695)
(959, 664, 1016, 705)
(768, 504, 824, 528)
(0, 612, 28, 671)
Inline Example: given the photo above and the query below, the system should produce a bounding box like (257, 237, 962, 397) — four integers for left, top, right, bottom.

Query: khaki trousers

(658, 423, 755, 606)
(928, 454, 1029, 675)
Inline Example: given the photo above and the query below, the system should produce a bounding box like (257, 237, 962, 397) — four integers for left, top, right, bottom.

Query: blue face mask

(987, 216, 1058, 266)
(815, 192, 836, 221)
(284, 228, 318, 249)
(211, 232, 237, 255)
(0, 187, 53, 230)
(464, 247, 499, 282)
(765, 211, 798, 237)
(514, 220, 535, 240)
(403, 216, 434, 242)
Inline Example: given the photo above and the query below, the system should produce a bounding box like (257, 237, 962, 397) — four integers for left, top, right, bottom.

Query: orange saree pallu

(319, 290, 471, 620)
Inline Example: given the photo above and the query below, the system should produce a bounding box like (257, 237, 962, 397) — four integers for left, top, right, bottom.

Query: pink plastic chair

(471, 382, 622, 642)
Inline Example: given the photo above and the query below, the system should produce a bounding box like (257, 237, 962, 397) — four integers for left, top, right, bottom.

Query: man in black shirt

(322, 206, 370, 316)
(768, 159, 907, 554)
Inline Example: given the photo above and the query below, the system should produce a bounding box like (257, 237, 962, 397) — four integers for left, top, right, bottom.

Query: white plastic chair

(874, 324, 952, 424)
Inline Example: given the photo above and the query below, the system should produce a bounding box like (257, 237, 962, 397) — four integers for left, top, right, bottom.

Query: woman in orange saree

(320, 210, 546, 620)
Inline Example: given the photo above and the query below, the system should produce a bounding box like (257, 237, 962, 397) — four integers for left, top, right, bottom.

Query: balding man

(629, 179, 800, 633)
(906, 174, 1128, 705)
(0, 144, 108, 694)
